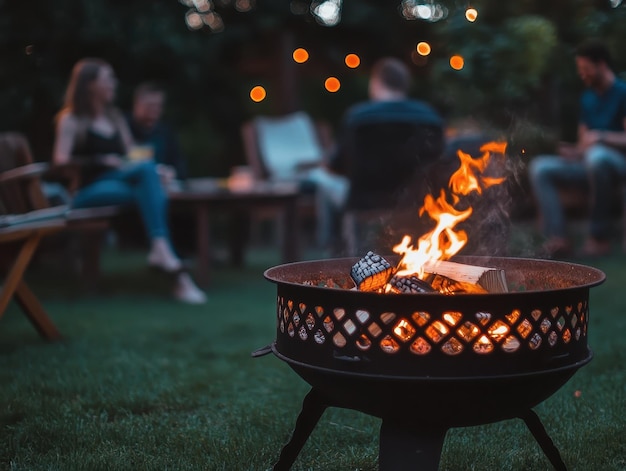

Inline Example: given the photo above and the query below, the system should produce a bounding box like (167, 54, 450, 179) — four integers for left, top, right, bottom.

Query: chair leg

(14, 282, 61, 340)
(0, 233, 40, 317)
(0, 233, 61, 340)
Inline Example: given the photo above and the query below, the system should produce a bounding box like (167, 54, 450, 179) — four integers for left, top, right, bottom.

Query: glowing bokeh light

(235, 0, 254, 12)
(416, 41, 431, 56)
(345, 53, 360, 68)
(324, 77, 341, 92)
(185, 10, 204, 30)
(450, 55, 464, 70)
(465, 7, 478, 22)
(312, 0, 342, 26)
(400, 0, 448, 22)
(250, 86, 267, 102)
(194, 0, 211, 13)
(293, 48, 309, 63)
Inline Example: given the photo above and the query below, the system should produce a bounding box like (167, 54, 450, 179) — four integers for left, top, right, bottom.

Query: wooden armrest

(0, 218, 66, 243)
(0, 162, 49, 183)
(44, 162, 83, 194)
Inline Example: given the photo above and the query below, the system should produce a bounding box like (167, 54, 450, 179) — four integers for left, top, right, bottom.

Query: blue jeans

(72, 161, 170, 240)
(529, 144, 626, 240)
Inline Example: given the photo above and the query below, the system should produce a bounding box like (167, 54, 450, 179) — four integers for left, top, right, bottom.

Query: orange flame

(393, 142, 507, 278)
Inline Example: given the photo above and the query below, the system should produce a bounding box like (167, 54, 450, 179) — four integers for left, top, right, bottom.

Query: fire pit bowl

(255, 256, 605, 470)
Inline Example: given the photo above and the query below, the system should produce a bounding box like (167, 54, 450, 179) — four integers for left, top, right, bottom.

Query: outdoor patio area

(1, 225, 624, 470)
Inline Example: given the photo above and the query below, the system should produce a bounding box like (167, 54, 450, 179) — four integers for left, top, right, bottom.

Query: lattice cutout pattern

(277, 296, 588, 356)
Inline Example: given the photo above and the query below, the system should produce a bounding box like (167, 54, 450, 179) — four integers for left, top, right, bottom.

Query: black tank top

(73, 128, 126, 187)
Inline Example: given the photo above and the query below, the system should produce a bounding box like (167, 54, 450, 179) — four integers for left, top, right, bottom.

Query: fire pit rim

(264, 255, 606, 295)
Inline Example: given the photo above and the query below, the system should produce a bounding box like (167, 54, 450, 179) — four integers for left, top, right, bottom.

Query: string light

(450, 55, 465, 70)
(465, 7, 478, 22)
(293, 48, 309, 63)
(416, 41, 431, 56)
(344, 53, 360, 68)
(324, 77, 341, 92)
(250, 86, 266, 102)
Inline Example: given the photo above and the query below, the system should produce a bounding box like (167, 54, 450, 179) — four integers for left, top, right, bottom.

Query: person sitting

(126, 82, 188, 184)
(529, 39, 626, 257)
(321, 57, 445, 252)
(52, 57, 206, 304)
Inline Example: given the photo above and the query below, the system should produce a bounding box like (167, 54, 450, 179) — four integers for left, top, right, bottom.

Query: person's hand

(579, 129, 603, 150)
(156, 164, 176, 186)
(100, 154, 126, 168)
(557, 141, 582, 161)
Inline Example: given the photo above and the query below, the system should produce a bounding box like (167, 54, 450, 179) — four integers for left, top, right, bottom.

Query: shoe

(541, 237, 572, 259)
(579, 238, 612, 257)
(173, 273, 207, 305)
(147, 249, 185, 275)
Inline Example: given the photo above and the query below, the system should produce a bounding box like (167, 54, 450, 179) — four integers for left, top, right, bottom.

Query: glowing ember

(392, 142, 507, 280)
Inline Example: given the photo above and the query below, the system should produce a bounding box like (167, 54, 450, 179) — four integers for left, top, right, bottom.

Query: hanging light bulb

(465, 7, 478, 22)
(416, 41, 431, 56)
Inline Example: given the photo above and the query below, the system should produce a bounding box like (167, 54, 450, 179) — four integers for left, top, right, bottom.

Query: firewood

(351, 251, 393, 292)
(421, 259, 508, 293)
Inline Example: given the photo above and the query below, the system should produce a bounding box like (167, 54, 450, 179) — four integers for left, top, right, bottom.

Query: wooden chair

(241, 111, 333, 246)
(0, 132, 120, 284)
(242, 111, 332, 182)
(0, 218, 65, 340)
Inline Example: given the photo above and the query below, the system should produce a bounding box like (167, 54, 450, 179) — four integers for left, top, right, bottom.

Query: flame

(393, 141, 507, 279)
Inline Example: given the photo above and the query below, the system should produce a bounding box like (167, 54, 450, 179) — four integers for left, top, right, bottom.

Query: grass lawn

(0, 233, 625, 470)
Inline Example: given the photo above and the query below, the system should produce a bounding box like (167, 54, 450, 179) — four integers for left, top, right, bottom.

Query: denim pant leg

(584, 144, 626, 240)
(72, 162, 170, 241)
(528, 155, 587, 238)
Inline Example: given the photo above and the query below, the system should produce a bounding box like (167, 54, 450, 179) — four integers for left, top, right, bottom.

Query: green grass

(1, 237, 625, 471)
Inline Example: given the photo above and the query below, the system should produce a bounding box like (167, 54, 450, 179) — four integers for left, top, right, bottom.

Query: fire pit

(254, 255, 605, 471)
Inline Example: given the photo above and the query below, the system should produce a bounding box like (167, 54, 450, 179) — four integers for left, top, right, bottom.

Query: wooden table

(0, 219, 66, 340)
(169, 179, 300, 286)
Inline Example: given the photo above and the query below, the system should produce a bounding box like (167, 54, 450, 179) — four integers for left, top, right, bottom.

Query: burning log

(387, 275, 435, 294)
(350, 251, 393, 292)
(429, 274, 488, 294)
(348, 251, 508, 294)
(421, 259, 508, 293)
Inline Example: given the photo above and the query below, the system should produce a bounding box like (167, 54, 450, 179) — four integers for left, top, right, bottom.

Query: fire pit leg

(379, 420, 447, 471)
(520, 410, 567, 471)
(273, 388, 328, 471)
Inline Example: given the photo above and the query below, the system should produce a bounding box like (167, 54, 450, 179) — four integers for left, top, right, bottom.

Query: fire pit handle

(251, 344, 273, 358)
(333, 351, 366, 363)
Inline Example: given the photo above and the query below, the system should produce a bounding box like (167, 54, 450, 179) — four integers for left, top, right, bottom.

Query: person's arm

(595, 116, 626, 148)
(52, 113, 78, 165)
(113, 110, 134, 154)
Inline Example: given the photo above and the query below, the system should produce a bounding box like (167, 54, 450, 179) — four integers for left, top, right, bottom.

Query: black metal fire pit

(254, 256, 605, 471)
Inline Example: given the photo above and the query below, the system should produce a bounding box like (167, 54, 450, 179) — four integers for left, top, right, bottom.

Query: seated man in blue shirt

(529, 40, 626, 257)
(127, 82, 188, 183)
(329, 57, 444, 176)
(319, 57, 445, 253)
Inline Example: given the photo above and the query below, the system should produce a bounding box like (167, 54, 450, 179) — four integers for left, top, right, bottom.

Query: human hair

(55, 58, 125, 147)
(370, 57, 412, 94)
(576, 39, 613, 70)
(133, 81, 166, 103)
(61, 57, 111, 117)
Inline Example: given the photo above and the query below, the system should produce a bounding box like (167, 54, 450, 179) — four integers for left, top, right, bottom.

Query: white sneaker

(173, 273, 207, 304)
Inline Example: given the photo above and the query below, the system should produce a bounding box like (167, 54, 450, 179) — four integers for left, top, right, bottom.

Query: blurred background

(2, 0, 626, 178)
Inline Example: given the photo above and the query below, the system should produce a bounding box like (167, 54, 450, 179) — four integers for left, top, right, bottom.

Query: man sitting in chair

(323, 57, 445, 254)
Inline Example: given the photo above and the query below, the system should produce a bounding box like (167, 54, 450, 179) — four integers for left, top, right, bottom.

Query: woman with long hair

(53, 58, 206, 304)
